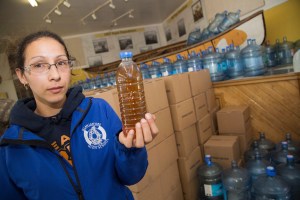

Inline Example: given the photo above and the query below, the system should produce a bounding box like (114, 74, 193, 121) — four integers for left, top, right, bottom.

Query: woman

(0, 31, 158, 200)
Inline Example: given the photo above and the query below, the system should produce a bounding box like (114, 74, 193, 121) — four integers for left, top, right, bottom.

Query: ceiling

(0, 0, 186, 52)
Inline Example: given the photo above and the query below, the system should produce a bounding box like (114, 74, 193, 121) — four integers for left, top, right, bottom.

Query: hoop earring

(24, 83, 28, 90)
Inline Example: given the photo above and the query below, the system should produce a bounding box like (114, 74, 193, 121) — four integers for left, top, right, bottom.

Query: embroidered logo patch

(83, 123, 109, 149)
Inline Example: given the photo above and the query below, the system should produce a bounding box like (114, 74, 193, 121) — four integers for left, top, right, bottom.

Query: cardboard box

(217, 105, 250, 134)
(144, 78, 169, 113)
(132, 177, 163, 200)
(178, 146, 202, 193)
(166, 185, 184, 200)
(170, 98, 197, 131)
(160, 162, 182, 200)
(90, 87, 121, 118)
(146, 107, 174, 150)
(156, 134, 178, 172)
(133, 162, 182, 200)
(188, 69, 212, 96)
(175, 124, 199, 157)
(130, 134, 178, 192)
(204, 135, 240, 169)
(219, 125, 253, 156)
(183, 177, 200, 200)
(195, 114, 212, 145)
(163, 73, 192, 105)
(193, 92, 209, 121)
(205, 88, 218, 112)
(210, 105, 220, 135)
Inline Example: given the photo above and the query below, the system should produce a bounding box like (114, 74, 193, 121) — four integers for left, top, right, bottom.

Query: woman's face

(16, 37, 71, 110)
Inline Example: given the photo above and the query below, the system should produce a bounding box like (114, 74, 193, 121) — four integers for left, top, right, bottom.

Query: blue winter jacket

(0, 97, 148, 200)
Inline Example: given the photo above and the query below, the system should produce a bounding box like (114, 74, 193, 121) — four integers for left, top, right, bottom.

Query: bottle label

(204, 183, 223, 197)
(151, 74, 157, 79)
(188, 67, 194, 72)
(162, 71, 169, 76)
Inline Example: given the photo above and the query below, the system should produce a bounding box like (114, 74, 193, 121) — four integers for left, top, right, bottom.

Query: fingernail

(129, 130, 134, 135)
(141, 118, 147, 123)
(145, 113, 152, 120)
(136, 122, 141, 128)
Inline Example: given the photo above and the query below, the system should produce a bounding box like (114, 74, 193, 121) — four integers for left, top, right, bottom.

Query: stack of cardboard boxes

(85, 69, 219, 199)
(204, 105, 253, 169)
(89, 78, 183, 200)
(163, 72, 200, 200)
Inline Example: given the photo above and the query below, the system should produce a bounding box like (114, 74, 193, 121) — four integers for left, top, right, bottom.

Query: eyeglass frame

(23, 59, 75, 74)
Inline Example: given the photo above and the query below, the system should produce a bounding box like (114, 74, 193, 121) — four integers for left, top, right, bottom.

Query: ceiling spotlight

(113, 21, 117, 26)
(45, 17, 52, 24)
(28, 0, 38, 7)
(63, 0, 71, 8)
(91, 13, 97, 20)
(54, 7, 62, 15)
(109, 0, 116, 9)
(129, 13, 134, 18)
(124, 0, 128, 2)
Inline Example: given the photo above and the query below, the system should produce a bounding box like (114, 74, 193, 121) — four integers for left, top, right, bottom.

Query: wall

(0, 53, 18, 101)
(264, 0, 300, 43)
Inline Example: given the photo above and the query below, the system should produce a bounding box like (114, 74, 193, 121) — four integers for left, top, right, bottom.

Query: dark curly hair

(16, 30, 70, 72)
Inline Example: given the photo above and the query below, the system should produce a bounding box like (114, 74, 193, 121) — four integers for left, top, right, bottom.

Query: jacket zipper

(67, 97, 93, 200)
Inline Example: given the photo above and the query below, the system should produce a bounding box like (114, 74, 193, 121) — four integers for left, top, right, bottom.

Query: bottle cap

(266, 166, 276, 177)
(120, 51, 133, 59)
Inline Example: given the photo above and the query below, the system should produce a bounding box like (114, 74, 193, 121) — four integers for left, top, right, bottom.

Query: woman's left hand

(119, 113, 159, 148)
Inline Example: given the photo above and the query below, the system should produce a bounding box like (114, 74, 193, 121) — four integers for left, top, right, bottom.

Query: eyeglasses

(24, 60, 74, 74)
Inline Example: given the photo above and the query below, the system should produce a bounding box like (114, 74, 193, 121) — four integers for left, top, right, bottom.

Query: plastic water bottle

(246, 151, 269, 182)
(109, 71, 116, 86)
(173, 54, 188, 74)
(222, 160, 251, 200)
(198, 155, 224, 200)
(264, 40, 277, 67)
(203, 47, 226, 82)
(148, 61, 161, 79)
(271, 141, 300, 166)
(251, 166, 291, 199)
(200, 27, 210, 41)
(241, 39, 266, 76)
(244, 141, 269, 163)
(255, 132, 276, 153)
(187, 28, 202, 46)
(276, 133, 300, 154)
(277, 155, 300, 200)
(278, 36, 294, 65)
(218, 10, 241, 32)
(116, 51, 147, 135)
(275, 38, 281, 66)
(187, 51, 202, 72)
(208, 11, 228, 34)
(225, 45, 244, 78)
(159, 58, 174, 77)
(140, 63, 151, 80)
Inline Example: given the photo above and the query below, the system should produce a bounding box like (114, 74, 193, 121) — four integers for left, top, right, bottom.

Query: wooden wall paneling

(213, 74, 300, 144)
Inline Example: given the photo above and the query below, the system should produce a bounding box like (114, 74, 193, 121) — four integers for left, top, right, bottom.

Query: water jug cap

(266, 166, 276, 177)
(285, 133, 291, 140)
(163, 58, 170, 63)
(205, 155, 212, 166)
(259, 132, 266, 138)
(287, 154, 294, 160)
(120, 51, 132, 59)
(281, 141, 288, 149)
(176, 54, 183, 60)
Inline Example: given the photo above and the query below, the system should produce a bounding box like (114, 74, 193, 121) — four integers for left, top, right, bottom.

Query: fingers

(140, 118, 152, 144)
(145, 113, 159, 139)
(118, 113, 159, 149)
(134, 122, 145, 148)
(118, 130, 135, 148)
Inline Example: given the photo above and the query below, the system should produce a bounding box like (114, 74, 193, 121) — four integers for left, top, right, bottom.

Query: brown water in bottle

(116, 52, 147, 136)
